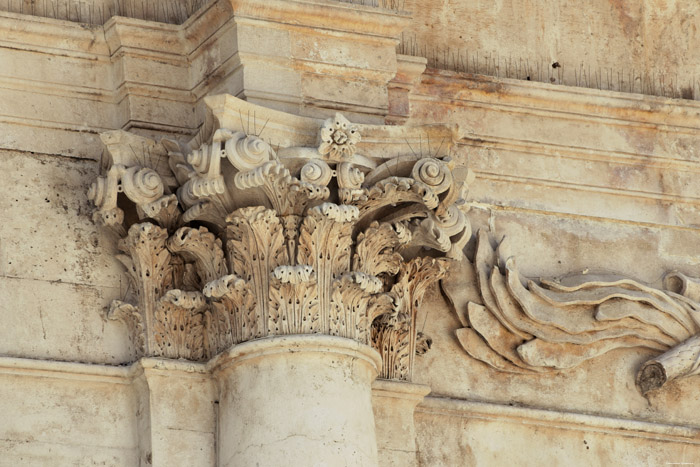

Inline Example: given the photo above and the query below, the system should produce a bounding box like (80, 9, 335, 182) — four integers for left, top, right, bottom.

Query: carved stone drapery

(442, 230, 700, 393)
(89, 95, 471, 381)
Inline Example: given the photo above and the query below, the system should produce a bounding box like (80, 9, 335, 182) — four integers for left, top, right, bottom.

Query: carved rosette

(89, 100, 471, 380)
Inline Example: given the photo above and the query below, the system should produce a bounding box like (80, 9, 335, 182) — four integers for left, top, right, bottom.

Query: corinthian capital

(90, 95, 471, 380)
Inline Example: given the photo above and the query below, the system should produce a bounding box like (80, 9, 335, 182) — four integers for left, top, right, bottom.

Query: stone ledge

(417, 396, 700, 443)
(229, 0, 411, 39)
(416, 69, 700, 132)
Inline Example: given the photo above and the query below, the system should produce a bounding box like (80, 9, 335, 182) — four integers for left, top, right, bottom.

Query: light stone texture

(213, 336, 381, 467)
(0, 359, 138, 467)
(1, 0, 700, 465)
(415, 397, 700, 466)
(372, 380, 430, 467)
(403, 0, 700, 99)
(0, 150, 130, 363)
(131, 360, 217, 467)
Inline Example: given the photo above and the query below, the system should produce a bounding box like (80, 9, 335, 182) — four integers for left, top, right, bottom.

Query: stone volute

(88, 94, 471, 466)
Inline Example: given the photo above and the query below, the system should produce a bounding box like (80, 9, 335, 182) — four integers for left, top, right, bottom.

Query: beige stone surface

(0, 2, 235, 158)
(214, 336, 381, 467)
(1, 0, 700, 465)
(132, 360, 216, 466)
(372, 380, 430, 467)
(0, 150, 131, 363)
(415, 397, 700, 466)
(0, 359, 137, 466)
(403, 0, 700, 99)
(408, 71, 700, 229)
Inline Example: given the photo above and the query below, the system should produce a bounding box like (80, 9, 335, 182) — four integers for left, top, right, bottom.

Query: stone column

(372, 379, 431, 467)
(89, 95, 470, 466)
(213, 335, 381, 466)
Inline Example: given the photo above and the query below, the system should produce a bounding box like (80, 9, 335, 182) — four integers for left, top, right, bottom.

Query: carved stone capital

(90, 94, 471, 381)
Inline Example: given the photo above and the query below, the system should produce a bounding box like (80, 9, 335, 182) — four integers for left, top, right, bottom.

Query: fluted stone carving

(442, 230, 700, 393)
(89, 97, 471, 380)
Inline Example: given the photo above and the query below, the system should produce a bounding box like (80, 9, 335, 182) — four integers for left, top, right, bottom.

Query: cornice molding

(417, 396, 700, 442)
(228, 0, 411, 39)
(416, 69, 700, 133)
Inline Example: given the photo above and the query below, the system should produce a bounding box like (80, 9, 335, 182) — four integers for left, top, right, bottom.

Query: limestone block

(408, 73, 700, 227)
(103, 19, 183, 54)
(291, 30, 396, 73)
(0, 46, 110, 89)
(126, 94, 198, 133)
(132, 360, 216, 466)
(236, 21, 291, 58)
(0, 151, 123, 287)
(0, 4, 240, 157)
(415, 398, 700, 466)
(241, 60, 302, 103)
(225, 0, 409, 121)
(0, 151, 135, 363)
(119, 54, 189, 90)
(300, 72, 389, 122)
(0, 360, 137, 466)
(0, 87, 117, 131)
(0, 277, 131, 363)
(402, 0, 700, 99)
(413, 72, 700, 161)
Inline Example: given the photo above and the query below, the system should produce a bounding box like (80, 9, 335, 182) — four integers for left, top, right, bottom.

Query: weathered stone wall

(403, 69, 700, 464)
(0, 150, 128, 363)
(2, 1, 700, 465)
(402, 0, 700, 99)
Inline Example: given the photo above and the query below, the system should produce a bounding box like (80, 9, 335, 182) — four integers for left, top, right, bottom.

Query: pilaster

(131, 359, 216, 466)
(372, 379, 431, 466)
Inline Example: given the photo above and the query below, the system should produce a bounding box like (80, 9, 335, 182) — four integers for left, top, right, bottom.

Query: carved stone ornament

(442, 230, 700, 394)
(89, 95, 471, 381)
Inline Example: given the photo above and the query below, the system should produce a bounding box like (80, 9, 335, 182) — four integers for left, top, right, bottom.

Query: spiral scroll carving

(89, 104, 470, 381)
(300, 159, 333, 187)
(411, 158, 452, 194)
(121, 167, 164, 204)
(225, 133, 273, 172)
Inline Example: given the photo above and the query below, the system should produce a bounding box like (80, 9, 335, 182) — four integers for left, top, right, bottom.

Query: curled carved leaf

(153, 290, 207, 361)
(107, 300, 145, 358)
(168, 226, 228, 284)
(447, 230, 700, 391)
(204, 274, 259, 346)
(353, 222, 402, 278)
(234, 160, 329, 216)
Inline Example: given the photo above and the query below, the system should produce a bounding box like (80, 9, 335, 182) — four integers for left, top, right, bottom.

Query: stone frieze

(443, 230, 700, 393)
